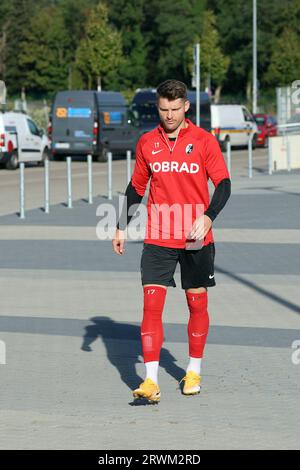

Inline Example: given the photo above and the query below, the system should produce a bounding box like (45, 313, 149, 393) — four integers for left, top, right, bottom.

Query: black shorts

(140, 242, 216, 290)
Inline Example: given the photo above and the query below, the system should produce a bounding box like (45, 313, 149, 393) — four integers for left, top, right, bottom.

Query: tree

(75, 3, 123, 90)
(210, 0, 252, 97)
(142, 0, 207, 86)
(59, 0, 98, 61)
(264, 28, 300, 86)
(207, 0, 300, 98)
(3, 0, 37, 94)
(186, 10, 229, 101)
(0, 0, 12, 76)
(18, 5, 71, 95)
(108, 0, 147, 89)
(275, 0, 300, 36)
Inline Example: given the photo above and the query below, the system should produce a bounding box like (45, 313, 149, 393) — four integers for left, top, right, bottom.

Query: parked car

(95, 91, 137, 158)
(186, 90, 211, 132)
(49, 90, 99, 160)
(50, 90, 137, 162)
(0, 111, 18, 169)
(1, 112, 49, 170)
(130, 88, 159, 135)
(254, 113, 277, 147)
(130, 88, 211, 137)
(211, 104, 258, 150)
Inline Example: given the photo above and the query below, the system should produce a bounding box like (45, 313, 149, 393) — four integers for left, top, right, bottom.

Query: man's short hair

(156, 79, 187, 101)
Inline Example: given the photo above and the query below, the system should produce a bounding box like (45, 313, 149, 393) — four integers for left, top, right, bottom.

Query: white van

(3, 112, 50, 169)
(0, 112, 18, 169)
(211, 105, 258, 150)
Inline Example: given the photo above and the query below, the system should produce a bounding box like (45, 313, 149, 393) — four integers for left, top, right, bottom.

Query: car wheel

(221, 136, 230, 152)
(6, 151, 19, 170)
(95, 148, 108, 162)
(38, 148, 50, 166)
(252, 134, 258, 150)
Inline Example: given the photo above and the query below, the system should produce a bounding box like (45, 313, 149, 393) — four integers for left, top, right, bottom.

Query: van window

(268, 116, 277, 126)
(102, 111, 124, 125)
(27, 119, 40, 136)
(243, 108, 254, 122)
(254, 116, 265, 125)
(55, 107, 92, 119)
(5, 125, 17, 133)
(132, 102, 159, 124)
(186, 102, 211, 130)
(68, 107, 92, 118)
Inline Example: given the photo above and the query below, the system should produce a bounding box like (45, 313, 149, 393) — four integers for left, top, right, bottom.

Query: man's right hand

(112, 229, 126, 255)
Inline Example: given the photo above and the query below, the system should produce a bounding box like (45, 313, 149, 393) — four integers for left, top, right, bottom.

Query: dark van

(49, 90, 137, 162)
(49, 90, 101, 160)
(130, 88, 159, 134)
(186, 90, 211, 132)
(130, 88, 211, 136)
(96, 91, 137, 158)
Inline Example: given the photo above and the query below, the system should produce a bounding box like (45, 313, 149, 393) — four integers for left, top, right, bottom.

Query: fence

(18, 151, 133, 219)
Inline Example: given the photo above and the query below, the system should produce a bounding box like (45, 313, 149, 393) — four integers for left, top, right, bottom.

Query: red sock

(186, 290, 210, 358)
(141, 285, 167, 363)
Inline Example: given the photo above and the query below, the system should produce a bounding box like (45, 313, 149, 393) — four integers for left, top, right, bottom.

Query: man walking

(112, 79, 231, 403)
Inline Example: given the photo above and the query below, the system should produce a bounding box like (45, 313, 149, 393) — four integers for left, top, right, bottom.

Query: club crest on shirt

(185, 143, 193, 154)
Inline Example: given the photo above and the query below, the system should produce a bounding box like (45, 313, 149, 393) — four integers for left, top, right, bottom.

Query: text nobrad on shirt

(131, 119, 230, 248)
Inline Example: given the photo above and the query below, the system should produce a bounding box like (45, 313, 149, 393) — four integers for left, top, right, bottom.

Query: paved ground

(0, 149, 299, 449)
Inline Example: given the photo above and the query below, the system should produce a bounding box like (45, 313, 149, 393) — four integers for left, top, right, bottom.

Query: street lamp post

(195, 43, 200, 127)
(253, 0, 257, 114)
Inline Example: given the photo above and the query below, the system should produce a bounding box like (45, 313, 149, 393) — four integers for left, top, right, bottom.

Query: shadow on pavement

(81, 316, 185, 405)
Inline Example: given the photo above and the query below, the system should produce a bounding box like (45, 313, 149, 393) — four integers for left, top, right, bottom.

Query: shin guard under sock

(141, 285, 167, 363)
(186, 290, 210, 358)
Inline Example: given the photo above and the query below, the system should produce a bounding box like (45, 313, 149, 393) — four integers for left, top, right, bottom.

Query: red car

(254, 114, 278, 147)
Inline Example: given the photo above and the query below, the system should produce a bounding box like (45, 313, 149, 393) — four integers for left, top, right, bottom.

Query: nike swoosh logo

(152, 149, 163, 155)
(209, 274, 215, 279)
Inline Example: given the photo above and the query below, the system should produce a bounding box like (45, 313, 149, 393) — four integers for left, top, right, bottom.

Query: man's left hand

(189, 215, 212, 240)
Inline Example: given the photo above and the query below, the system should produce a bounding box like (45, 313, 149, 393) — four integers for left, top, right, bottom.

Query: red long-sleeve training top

(131, 119, 230, 248)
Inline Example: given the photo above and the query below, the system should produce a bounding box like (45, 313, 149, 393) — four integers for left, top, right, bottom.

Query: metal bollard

(248, 134, 254, 179)
(44, 155, 50, 213)
(126, 150, 132, 185)
(87, 154, 93, 204)
(19, 162, 25, 219)
(286, 136, 291, 172)
(67, 156, 72, 208)
(226, 140, 231, 176)
(268, 138, 273, 175)
(107, 151, 112, 200)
